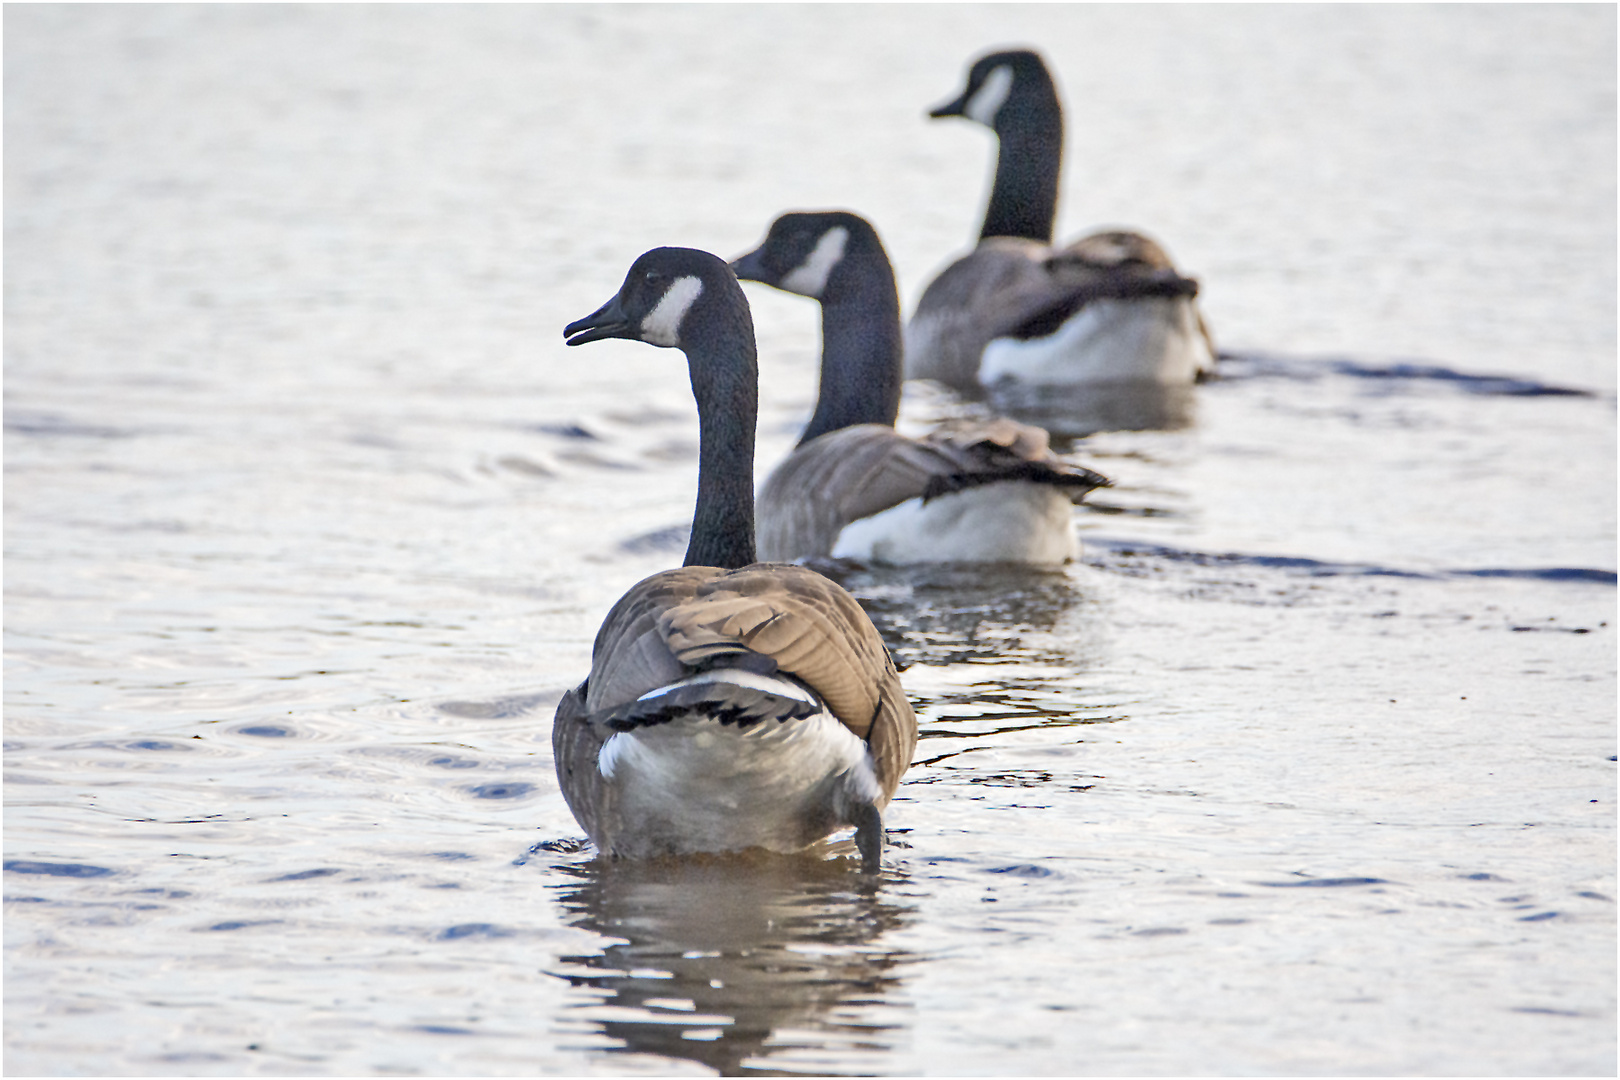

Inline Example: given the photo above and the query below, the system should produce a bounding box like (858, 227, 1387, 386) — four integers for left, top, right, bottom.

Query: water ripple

(1086, 537, 1617, 587)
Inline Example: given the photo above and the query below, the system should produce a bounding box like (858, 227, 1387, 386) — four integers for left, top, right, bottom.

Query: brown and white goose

(557, 246, 917, 870)
(907, 48, 1216, 397)
(731, 210, 1109, 565)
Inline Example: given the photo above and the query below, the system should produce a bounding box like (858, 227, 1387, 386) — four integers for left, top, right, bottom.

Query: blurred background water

(4, 4, 1614, 1075)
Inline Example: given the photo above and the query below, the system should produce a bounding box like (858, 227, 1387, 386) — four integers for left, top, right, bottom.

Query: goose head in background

(733, 211, 1110, 565)
(732, 210, 902, 446)
(908, 48, 1217, 407)
(557, 246, 918, 870)
(928, 48, 1064, 245)
(566, 246, 758, 571)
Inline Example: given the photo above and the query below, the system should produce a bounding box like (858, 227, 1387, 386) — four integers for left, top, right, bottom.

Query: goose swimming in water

(558, 246, 917, 871)
(732, 210, 1109, 565)
(907, 48, 1216, 398)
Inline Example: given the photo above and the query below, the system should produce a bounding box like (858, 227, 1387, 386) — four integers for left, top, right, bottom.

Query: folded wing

(757, 421, 1109, 561)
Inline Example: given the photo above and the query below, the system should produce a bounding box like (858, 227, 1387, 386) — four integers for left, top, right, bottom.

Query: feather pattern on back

(560, 563, 914, 802)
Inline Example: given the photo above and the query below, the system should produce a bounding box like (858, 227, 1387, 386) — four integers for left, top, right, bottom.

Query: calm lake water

(5, 5, 1615, 1076)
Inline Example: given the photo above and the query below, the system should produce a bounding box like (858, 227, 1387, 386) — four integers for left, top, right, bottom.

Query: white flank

(640, 275, 704, 347)
(979, 296, 1214, 388)
(964, 64, 1014, 126)
(831, 481, 1078, 565)
(778, 226, 849, 298)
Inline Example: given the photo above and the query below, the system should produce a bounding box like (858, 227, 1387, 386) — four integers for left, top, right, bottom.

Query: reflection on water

(819, 561, 1122, 791)
(815, 560, 1089, 668)
(547, 853, 914, 1076)
(915, 674, 1124, 746)
(986, 378, 1199, 441)
(1215, 350, 1601, 398)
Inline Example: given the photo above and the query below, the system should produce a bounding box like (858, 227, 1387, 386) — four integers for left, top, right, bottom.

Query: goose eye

(643, 270, 662, 285)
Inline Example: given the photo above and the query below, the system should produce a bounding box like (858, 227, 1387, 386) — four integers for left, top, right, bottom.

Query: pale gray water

(4, 5, 1615, 1076)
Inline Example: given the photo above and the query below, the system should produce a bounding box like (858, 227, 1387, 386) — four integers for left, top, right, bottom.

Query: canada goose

(558, 246, 917, 871)
(907, 48, 1215, 397)
(732, 210, 1110, 565)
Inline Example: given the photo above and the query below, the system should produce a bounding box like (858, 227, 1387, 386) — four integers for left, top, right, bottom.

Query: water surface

(5, 5, 1614, 1075)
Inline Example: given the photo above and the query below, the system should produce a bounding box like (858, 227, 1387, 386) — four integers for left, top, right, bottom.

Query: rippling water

(6, 5, 1614, 1076)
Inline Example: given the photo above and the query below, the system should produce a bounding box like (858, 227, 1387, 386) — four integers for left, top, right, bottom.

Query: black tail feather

(595, 681, 820, 732)
(1014, 270, 1200, 341)
(921, 460, 1111, 504)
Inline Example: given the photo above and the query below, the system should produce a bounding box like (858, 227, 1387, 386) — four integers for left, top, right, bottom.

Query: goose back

(554, 562, 916, 855)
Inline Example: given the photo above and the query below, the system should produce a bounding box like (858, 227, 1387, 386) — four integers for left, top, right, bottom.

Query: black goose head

(732, 211, 902, 442)
(564, 247, 744, 351)
(730, 210, 882, 302)
(928, 48, 1058, 135)
(564, 247, 759, 570)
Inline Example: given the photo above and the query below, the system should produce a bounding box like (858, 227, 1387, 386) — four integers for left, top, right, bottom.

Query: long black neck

(682, 289, 759, 570)
(981, 90, 1063, 243)
(798, 237, 903, 446)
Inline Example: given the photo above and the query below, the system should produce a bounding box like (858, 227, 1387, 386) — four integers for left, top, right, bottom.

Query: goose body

(827, 461, 1079, 565)
(731, 211, 1108, 565)
(558, 247, 916, 869)
(907, 49, 1215, 397)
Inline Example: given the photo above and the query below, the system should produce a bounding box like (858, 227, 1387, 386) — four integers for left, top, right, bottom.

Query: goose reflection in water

(818, 560, 1096, 669)
(987, 378, 1200, 441)
(548, 853, 914, 1075)
(818, 561, 1124, 782)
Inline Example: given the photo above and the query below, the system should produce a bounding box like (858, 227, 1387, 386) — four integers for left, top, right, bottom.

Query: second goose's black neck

(681, 284, 759, 570)
(982, 87, 1064, 244)
(798, 231, 903, 446)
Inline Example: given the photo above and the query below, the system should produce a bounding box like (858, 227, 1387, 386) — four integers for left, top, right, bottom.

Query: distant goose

(732, 210, 1109, 565)
(907, 48, 1216, 396)
(558, 246, 917, 870)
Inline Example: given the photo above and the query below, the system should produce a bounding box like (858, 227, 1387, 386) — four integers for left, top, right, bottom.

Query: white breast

(830, 481, 1078, 565)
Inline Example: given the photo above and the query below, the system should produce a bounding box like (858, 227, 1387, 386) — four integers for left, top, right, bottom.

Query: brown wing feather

(759, 426, 951, 560)
(552, 681, 614, 844)
(561, 563, 918, 800)
(584, 565, 722, 713)
(1052, 229, 1180, 273)
(906, 238, 1068, 388)
(915, 237, 1071, 338)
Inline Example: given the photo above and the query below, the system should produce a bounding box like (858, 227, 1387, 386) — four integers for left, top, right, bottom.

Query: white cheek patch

(778, 226, 849, 298)
(964, 64, 1013, 126)
(640, 275, 704, 346)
